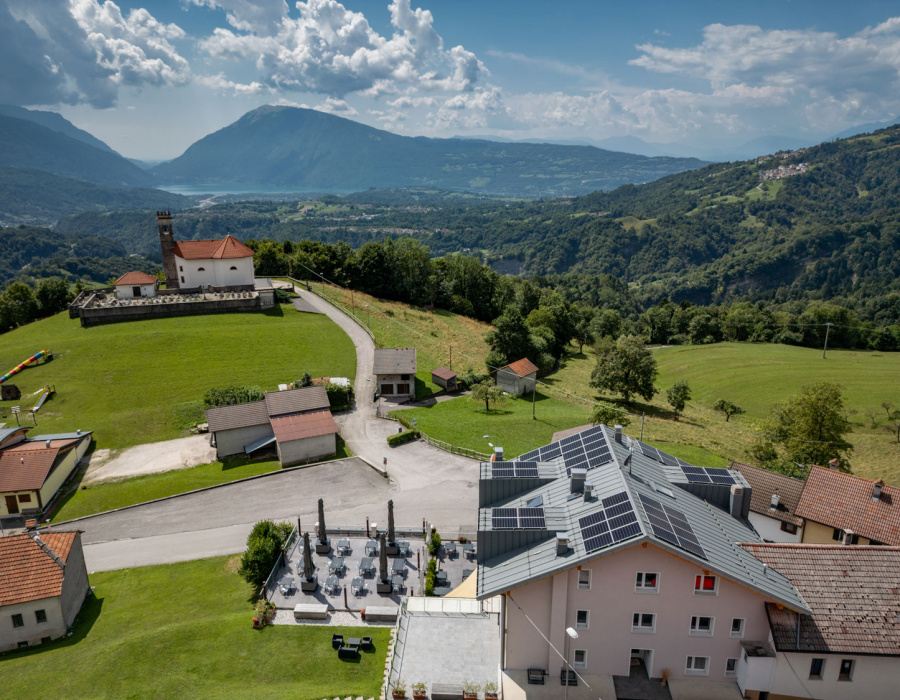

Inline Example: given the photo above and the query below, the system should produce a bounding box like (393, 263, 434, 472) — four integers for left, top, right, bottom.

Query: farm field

(0, 555, 390, 700)
(0, 304, 355, 450)
(547, 342, 900, 484)
(50, 438, 350, 523)
(302, 280, 492, 399)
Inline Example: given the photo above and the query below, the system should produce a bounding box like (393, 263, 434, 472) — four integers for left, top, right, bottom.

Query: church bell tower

(157, 211, 179, 290)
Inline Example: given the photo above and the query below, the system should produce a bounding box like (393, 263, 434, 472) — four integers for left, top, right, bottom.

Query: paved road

(79, 289, 479, 571)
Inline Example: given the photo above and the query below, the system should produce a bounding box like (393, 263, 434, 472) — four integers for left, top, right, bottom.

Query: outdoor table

(391, 558, 405, 575)
(329, 557, 345, 573)
(358, 557, 374, 575)
(433, 585, 451, 596)
(435, 570, 448, 582)
(278, 576, 295, 593)
(365, 539, 378, 556)
(336, 538, 351, 555)
(325, 574, 339, 593)
(398, 540, 411, 556)
(463, 542, 475, 558)
(447, 541, 458, 557)
(347, 637, 362, 647)
(351, 577, 365, 595)
(391, 575, 404, 592)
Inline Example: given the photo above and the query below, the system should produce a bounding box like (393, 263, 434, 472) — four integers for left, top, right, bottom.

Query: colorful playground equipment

(32, 385, 55, 412)
(0, 350, 51, 385)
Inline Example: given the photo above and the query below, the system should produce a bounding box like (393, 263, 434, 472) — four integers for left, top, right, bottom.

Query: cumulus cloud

(0, 0, 190, 108)
(199, 0, 488, 97)
(195, 72, 267, 94)
(313, 96, 357, 116)
(188, 0, 289, 33)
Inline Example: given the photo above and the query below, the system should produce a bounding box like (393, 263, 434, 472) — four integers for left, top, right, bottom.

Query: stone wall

(75, 295, 270, 327)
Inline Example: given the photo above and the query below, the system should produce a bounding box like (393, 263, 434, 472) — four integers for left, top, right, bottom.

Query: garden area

(0, 555, 390, 700)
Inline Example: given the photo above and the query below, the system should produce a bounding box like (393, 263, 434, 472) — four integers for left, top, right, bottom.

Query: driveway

(78, 288, 480, 571)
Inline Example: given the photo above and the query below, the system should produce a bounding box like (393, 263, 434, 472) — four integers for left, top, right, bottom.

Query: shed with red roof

(495, 358, 538, 396)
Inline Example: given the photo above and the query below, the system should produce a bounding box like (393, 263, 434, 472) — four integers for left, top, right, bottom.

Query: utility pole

(532, 384, 537, 420)
(822, 322, 833, 359)
(449, 345, 452, 370)
(640, 414, 645, 441)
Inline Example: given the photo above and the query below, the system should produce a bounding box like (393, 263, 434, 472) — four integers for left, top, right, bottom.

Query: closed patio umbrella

(317, 498, 327, 545)
(387, 499, 396, 545)
(379, 532, 389, 583)
(302, 532, 314, 581)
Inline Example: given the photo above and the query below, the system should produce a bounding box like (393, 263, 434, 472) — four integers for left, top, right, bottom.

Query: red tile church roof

(113, 271, 158, 286)
(173, 235, 254, 260)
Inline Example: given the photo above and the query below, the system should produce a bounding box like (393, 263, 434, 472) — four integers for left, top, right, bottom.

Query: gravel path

(82, 434, 216, 486)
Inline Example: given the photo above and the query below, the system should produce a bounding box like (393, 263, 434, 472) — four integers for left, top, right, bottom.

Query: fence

(376, 406, 491, 461)
(282, 276, 376, 341)
(260, 525, 299, 600)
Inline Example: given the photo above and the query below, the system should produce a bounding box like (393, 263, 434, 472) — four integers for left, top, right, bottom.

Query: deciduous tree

(468, 379, 506, 413)
(666, 380, 692, 420)
(590, 404, 631, 428)
(714, 399, 745, 422)
(590, 335, 658, 404)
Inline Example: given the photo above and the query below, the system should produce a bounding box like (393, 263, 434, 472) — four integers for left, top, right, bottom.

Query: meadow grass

(50, 437, 350, 523)
(0, 556, 390, 700)
(0, 304, 355, 450)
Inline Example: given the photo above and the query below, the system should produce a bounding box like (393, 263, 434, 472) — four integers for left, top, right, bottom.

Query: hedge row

(387, 429, 418, 447)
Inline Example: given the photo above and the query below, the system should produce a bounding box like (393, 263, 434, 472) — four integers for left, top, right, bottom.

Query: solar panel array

(491, 507, 547, 529)
(491, 461, 541, 479)
(680, 465, 737, 485)
(577, 490, 642, 553)
(517, 426, 613, 476)
(633, 439, 692, 468)
(637, 494, 706, 559)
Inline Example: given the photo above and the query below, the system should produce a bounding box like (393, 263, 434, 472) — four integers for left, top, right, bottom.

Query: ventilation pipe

(828, 458, 840, 470)
(556, 532, 570, 556)
(46, 439, 51, 448)
(873, 480, 884, 501)
(729, 484, 746, 519)
(494, 446, 504, 462)
(842, 529, 855, 546)
(570, 467, 587, 493)
(583, 483, 594, 501)
(770, 493, 780, 510)
(614, 425, 622, 443)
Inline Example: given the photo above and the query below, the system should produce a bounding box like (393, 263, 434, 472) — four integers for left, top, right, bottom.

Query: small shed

(374, 348, 417, 402)
(112, 271, 159, 300)
(271, 410, 340, 466)
(496, 358, 538, 396)
(431, 367, 458, 392)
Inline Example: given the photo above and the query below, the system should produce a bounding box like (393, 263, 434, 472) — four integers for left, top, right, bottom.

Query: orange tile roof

(503, 358, 539, 378)
(431, 367, 457, 381)
(0, 438, 80, 491)
(0, 532, 78, 606)
(113, 271, 158, 286)
(271, 410, 339, 443)
(731, 461, 805, 526)
(795, 466, 900, 544)
(742, 543, 900, 655)
(173, 235, 254, 260)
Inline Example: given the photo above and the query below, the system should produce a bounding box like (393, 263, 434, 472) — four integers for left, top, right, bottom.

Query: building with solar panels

(475, 424, 813, 695)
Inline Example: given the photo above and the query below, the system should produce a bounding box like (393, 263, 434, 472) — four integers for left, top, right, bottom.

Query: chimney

(842, 529, 855, 546)
(583, 483, 594, 501)
(614, 425, 622, 443)
(729, 484, 745, 519)
(570, 467, 587, 493)
(873, 479, 884, 501)
(77, 429, 81, 435)
(494, 446, 504, 462)
(556, 532, 570, 556)
(828, 458, 840, 470)
(46, 439, 51, 448)
(770, 493, 780, 510)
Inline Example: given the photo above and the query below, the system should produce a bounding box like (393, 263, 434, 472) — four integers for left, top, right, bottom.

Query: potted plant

(411, 681, 428, 699)
(660, 668, 671, 688)
(251, 616, 262, 629)
(392, 679, 408, 699)
(484, 680, 498, 699)
(461, 680, 481, 699)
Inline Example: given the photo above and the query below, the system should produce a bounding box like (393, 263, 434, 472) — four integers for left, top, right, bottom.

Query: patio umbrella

(302, 531, 314, 581)
(317, 498, 327, 545)
(387, 499, 396, 545)
(379, 532, 389, 583)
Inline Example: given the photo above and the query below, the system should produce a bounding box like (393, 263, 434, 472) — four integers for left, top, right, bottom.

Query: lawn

(301, 280, 492, 399)
(0, 556, 390, 700)
(393, 391, 591, 458)
(546, 342, 900, 483)
(50, 437, 351, 523)
(0, 304, 355, 450)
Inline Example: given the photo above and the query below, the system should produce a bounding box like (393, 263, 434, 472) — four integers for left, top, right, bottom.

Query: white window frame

(725, 658, 737, 678)
(576, 610, 590, 630)
(730, 618, 745, 638)
(694, 574, 718, 595)
(685, 656, 710, 676)
(689, 615, 715, 636)
(635, 572, 659, 593)
(578, 569, 591, 590)
(573, 649, 587, 669)
(632, 612, 656, 634)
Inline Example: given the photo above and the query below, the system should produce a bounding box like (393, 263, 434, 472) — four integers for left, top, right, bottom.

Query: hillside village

(0, 213, 898, 700)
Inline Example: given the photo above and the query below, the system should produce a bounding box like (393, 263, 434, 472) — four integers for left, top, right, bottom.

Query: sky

(2, 0, 900, 160)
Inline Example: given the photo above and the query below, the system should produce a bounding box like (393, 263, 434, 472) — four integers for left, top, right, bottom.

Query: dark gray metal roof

(205, 400, 269, 432)
(373, 348, 416, 375)
(264, 385, 329, 417)
(26, 432, 92, 442)
(476, 425, 810, 614)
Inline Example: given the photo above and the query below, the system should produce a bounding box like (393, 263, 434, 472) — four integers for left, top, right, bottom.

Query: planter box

(300, 575, 318, 592)
(315, 542, 331, 554)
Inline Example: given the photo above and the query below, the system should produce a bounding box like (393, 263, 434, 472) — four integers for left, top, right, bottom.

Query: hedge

(387, 429, 418, 447)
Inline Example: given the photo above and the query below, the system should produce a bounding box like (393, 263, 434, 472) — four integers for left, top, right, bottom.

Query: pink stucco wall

(504, 542, 771, 681)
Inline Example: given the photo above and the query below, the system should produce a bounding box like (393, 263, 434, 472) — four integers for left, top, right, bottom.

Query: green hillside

(0, 305, 355, 450)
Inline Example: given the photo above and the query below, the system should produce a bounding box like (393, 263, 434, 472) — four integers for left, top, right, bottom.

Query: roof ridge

(29, 533, 65, 570)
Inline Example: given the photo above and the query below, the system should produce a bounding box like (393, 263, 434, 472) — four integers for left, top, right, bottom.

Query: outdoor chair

(332, 634, 343, 649)
(361, 636, 373, 650)
(560, 669, 577, 686)
(527, 669, 546, 685)
(338, 645, 359, 659)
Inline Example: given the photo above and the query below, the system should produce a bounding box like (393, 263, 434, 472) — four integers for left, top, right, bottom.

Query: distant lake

(156, 183, 365, 196)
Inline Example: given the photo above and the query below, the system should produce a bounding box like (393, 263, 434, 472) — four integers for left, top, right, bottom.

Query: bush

(395, 414, 415, 430)
(424, 558, 438, 596)
(428, 528, 442, 557)
(273, 287, 295, 303)
(387, 430, 418, 446)
(237, 520, 292, 587)
(324, 381, 353, 409)
(204, 385, 265, 408)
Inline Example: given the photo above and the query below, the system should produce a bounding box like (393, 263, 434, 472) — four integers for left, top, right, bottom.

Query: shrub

(428, 529, 442, 557)
(395, 414, 415, 430)
(204, 384, 265, 408)
(388, 430, 418, 447)
(324, 381, 353, 409)
(273, 287, 295, 303)
(237, 520, 292, 587)
(295, 372, 312, 388)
